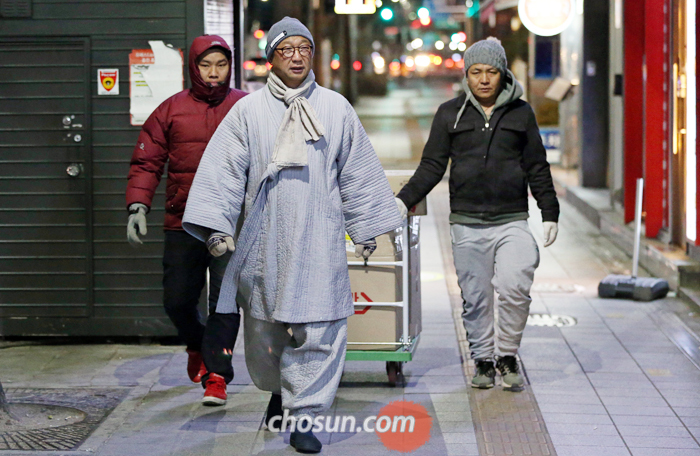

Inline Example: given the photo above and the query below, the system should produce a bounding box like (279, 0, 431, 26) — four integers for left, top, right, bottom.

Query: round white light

(448, 41, 458, 50)
(405, 57, 415, 68)
(518, 0, 575, 36)
(411, 38, 424, 49)
(417, 7, 430, 19)
(415, 54, 430, 67)
(457, 42, 467, 52)
(452, 53, 462, 62)
(435, 41, 445, 50)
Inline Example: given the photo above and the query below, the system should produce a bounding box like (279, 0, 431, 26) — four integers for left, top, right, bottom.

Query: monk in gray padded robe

(183, 17, 402, 453)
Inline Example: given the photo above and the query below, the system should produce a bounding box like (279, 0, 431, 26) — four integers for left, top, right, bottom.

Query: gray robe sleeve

(182, 106, 249, 242)
(338, 103, 402, 243)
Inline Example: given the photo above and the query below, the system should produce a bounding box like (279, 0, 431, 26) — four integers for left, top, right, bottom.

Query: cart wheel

(386, 361, 405, 387)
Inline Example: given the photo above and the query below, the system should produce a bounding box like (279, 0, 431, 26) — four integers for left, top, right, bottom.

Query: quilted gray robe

(183, 82, 402, 323)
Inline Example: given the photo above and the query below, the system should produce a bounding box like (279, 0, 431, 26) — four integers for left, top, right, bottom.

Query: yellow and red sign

(97, 69, 119, 95)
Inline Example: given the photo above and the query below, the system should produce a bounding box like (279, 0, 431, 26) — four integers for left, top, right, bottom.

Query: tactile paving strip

(0, 388, 127, 451)
(431, 185, 558, 456)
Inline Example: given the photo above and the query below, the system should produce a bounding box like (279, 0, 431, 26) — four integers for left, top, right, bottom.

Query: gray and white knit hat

(265, 17, 315, 62)
(462, 37, 507, 74)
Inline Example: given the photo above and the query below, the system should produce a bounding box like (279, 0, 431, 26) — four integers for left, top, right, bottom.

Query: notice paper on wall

(129, 41, 183, 126)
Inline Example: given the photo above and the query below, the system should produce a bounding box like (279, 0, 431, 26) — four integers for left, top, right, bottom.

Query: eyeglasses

(276, 45, 313, 59)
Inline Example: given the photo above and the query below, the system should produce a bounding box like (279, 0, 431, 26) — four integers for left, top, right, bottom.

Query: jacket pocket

(449, 120, 477, 134)
(499, 119, 527, 132)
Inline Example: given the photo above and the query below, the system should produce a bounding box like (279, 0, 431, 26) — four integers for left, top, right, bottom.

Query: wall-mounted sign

(129, 41, 183, 126)
(334, 0, 376, 14)
(97, 69, 119, 95)
(518, 0, 575, 36)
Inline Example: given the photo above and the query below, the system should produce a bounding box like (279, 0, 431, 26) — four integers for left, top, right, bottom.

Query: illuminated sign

(517, 0, 575, 36)
(334, 0, 376, 14)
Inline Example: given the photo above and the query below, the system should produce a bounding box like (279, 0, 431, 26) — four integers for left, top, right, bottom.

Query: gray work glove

(395, 197, 408, 220)
(206, 232, 235, 257)
(543, 221, 558, 247)
(126, 203, 148, 246)
(354, 238, 377, 260)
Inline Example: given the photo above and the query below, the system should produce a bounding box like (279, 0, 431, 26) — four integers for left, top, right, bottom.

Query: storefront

(623, 0, 698, 254)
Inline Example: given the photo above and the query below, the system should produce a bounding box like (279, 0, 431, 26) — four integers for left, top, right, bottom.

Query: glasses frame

(275, 45, 314, 59)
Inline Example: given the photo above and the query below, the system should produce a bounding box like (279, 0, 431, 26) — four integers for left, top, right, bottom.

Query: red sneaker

(202, 373, 227, 406)
(195, 361, 207, 384)
(186, 349, 203, 383)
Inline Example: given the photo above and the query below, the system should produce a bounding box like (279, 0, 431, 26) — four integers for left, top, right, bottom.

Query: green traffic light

(380, 8, 393, 21)
(417, 7, 429, 19)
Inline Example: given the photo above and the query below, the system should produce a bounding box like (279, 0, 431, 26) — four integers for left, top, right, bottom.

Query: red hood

(188, 35, 232, 105)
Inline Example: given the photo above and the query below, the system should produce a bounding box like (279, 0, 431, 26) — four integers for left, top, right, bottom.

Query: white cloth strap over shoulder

(266, 70, 326, 169)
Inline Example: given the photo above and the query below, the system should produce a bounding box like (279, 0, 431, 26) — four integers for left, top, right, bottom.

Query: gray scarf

(267, 70, 325, 168)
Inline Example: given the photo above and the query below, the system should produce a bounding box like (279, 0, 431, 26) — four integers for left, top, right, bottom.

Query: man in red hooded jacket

(125, 36, 247, 400)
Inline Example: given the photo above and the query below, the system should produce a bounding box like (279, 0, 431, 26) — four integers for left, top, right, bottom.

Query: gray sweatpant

(242, 310, 347, 419)
(451, 220, 540, 361)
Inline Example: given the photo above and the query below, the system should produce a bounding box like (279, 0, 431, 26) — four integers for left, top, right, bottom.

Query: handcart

(345, 217, 421, 387)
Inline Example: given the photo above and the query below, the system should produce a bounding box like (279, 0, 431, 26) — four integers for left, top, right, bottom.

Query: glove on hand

(395, 197, 408, 220)
(354, 238, 377, 260)
(126, 203, 148, 246)
(207, 232, 235, 257)
(543, 221, 558, 247)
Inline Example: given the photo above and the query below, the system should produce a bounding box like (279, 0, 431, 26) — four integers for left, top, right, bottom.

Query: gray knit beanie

(265, 17, 315, 62)
(462, 37, 507, 74)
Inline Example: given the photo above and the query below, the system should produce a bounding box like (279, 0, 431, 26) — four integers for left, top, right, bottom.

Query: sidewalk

(3, 183, 700, 455)
(0, 193, 477, 456)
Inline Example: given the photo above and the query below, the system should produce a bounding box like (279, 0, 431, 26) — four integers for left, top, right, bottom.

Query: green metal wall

(0, 0, 206, 336)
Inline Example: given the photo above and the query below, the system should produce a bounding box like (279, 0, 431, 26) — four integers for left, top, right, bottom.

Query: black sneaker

(471, 359, 496, 389)
(497, 355, 525, 390)
(265, 393, 283, 430)
(290, 430, 322, 453)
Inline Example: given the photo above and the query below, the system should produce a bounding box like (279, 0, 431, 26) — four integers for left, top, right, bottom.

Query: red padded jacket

(126, 35, 247, 230)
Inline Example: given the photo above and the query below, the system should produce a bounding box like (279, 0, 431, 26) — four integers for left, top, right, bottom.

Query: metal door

(0, 38, 91, 317)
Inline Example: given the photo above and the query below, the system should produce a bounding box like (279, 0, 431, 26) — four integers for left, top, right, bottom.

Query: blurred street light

(415, 54, 430, 68)
(435, 41, 445, 50)
(411, 38, 424, 49)
(457, 42, 467, 52)
(380, 7, 394, 20)
(353, 60, 363, 71)
(253, 29, 265, 39)
(417, 7, 430, 19)
(451, 32, 467, 42)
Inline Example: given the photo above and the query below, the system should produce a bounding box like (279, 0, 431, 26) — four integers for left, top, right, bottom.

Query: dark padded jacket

(397, 87, 559, 223)
(126, 35, 247, 230)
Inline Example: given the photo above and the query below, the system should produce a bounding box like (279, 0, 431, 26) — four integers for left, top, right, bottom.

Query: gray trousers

(451, 220, 540, 361)
(242, 310, 347, 418)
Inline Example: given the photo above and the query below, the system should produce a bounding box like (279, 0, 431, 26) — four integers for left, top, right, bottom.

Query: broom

(598, 178, 670, 301)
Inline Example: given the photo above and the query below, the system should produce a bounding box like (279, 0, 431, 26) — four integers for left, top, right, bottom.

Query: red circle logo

(375, 400, 432, 452)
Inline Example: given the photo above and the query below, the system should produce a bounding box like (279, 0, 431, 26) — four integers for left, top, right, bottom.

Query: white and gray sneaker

(471, 359, 496, 389)
(497, 355, 525, 390)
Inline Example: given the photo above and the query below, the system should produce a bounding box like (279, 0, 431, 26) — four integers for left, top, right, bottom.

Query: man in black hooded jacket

(396, 37, 559, 391)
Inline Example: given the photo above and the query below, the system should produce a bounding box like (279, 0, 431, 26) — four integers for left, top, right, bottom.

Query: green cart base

(345, 335, 420, 387)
